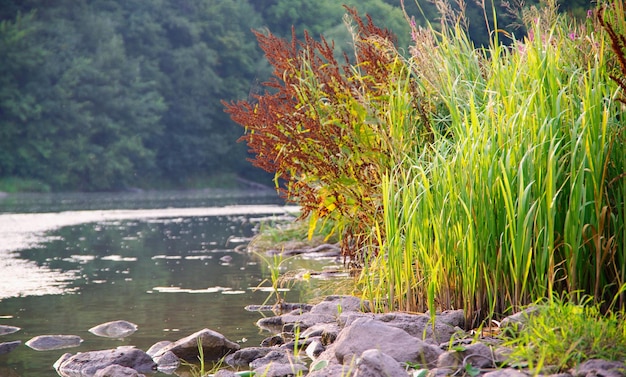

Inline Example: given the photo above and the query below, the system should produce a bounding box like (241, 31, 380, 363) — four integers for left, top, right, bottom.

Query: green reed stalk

(360, 2, 626, 325)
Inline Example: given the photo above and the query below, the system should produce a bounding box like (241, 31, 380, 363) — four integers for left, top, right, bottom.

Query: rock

(374, 311, 465, 344)
(0, 340, 21, 355)
(146, 340, 172, 357)
(0, 325, 21, 336)
(253, 362, 308, 377)
(482, 368, 530, 377)
(428, 367, 456, 377)
(248, 349, 307, 377)
(333, 317, 443, 367)
(249, 349, 294, 370)
(570, 359, 626, 377)
(437, 342, 495, 369)
(153, 328, 240, 362)
(308, 362, 355, 377)
(257, 295, 369, 334)
(214, 370, 240, 377)
(260, 334, 285, 347)
(499, 306, 540, 332)
(25, 335, 83, 351)
(89, 320, 138, 338)
(54, 353, 73, 370)
(305, 339, 325, 359)
(93, 364, 146, 377)
(435, 309, 466, 329)
(225, 347, 273, 368)
(153, 351, 179, 374)
(355, 349, 410, 377)
(54, 347, 156, 377)
(245, 302, 313, 314)
(300, 323, 339, 341)
(309, 295, 370, 316)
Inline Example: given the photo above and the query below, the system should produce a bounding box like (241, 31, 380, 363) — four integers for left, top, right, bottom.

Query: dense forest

(0, 0, 593, 192)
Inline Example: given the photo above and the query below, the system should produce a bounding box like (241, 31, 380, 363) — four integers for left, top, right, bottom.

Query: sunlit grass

(502, 294, 626, 373)
(359, 1, 626, 325)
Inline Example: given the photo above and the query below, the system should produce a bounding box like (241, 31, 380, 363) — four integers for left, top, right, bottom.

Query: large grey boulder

(54, 347, 156, 377)
(333, 317, 443, 367)
(153, 328, 240, 362)
(25, 335, 83, 351)
(355, 349, 410, 377)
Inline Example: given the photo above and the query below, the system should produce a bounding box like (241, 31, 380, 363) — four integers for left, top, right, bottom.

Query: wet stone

(0, 340, 21, 355)
(0, 325, 20, 336)
(89, 320, 138, 338)
(25, 335, 83, 351)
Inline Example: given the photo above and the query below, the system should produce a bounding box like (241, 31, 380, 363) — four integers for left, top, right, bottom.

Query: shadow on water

(0, 190, 336, 377)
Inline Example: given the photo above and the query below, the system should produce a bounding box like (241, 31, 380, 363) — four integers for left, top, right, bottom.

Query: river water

(0, 190, 335, 376)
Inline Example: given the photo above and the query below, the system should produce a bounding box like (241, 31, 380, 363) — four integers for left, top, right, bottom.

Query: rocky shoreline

(3, 295, 624, 377)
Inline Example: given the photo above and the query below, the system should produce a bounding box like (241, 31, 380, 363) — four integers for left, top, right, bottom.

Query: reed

(359, 0, 626, 325)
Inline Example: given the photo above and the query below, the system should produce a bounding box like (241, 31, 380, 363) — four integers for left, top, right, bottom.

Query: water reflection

(0, 192, 334, 377)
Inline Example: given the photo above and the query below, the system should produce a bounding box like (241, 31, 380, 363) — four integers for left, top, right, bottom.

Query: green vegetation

(226, 0, 626, 336)
(504, 294, 626, 372)
(0, 0, 423, 192)
(0, 0, 592, 192)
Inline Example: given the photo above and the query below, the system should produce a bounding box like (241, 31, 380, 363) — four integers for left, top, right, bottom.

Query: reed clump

(225, 0, 626, 327)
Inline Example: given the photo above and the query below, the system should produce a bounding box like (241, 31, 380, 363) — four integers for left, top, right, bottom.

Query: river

(0, 190, 335, 376)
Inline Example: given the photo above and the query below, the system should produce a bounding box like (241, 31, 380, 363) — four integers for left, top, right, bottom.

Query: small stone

(570, 359, 626, 377)
(214, 370, 239, 377)
(0, 340, 21, 355)
(253, 362, 308, 377)
(0, 325, 20, 336)
(89, 320, 138, 338)
(153, 351, 179, 374)
(153, 328, 240, 362)
(225, 347, 273, 368)
(55, 347, 156, 376)
(249, 349, 294, 370)
(146, 340, 172, 357)
(260, 334, 284, 347)
(25, 335, 83, 351)
(437, 342, 495, 369)
(482, 368, 530, 377)
(305, 339, 325, 359)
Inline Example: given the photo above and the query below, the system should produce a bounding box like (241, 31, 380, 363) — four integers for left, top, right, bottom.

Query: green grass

(358, 0, 626, 325)
(227, 0, 626, 331)
(503, 294, 626, 373)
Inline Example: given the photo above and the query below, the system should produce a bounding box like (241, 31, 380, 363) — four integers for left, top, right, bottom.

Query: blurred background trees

(0, 0, 593, 191)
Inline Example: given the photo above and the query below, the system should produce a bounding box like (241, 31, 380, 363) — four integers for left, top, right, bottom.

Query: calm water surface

(0, 190, 335, 376)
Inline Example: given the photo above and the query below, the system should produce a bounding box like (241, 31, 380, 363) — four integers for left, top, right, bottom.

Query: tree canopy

(0, 0, 595, 191)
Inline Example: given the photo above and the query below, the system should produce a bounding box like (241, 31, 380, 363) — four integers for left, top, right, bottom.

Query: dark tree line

(0, 0, 594, 191)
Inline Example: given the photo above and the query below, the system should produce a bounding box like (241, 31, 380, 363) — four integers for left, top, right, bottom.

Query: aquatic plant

(225, 0, 626, 327)
(361, 0, 626, 324)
